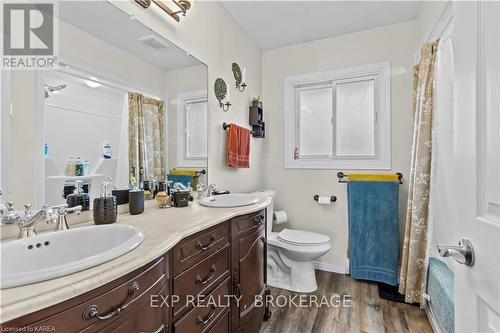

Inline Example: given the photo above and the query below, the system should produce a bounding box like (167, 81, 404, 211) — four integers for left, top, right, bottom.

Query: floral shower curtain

(399, 41, 438, 305)
(128, 92, 166, 183)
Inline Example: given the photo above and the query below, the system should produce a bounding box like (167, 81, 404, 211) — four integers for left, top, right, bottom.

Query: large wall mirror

(1, 1, 208, 209)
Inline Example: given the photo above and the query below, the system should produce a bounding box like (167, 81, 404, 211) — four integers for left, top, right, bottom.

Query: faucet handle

(24, 203, 32, 215)
(7, 201, 15, 212)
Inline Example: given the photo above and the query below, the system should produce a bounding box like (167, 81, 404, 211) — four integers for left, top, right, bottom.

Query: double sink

(0, 194, 260, 289)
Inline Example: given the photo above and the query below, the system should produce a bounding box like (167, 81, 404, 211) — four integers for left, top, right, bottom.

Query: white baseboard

(425, 305, 444, 333)
(313, 261, 347, 274)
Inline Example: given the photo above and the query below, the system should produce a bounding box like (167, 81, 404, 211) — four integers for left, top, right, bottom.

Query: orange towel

(227, 123, 250, 168)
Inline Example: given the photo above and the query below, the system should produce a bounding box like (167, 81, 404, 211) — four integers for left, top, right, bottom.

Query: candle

(242, 67, 246, 83)
(226, 86, 231, 102)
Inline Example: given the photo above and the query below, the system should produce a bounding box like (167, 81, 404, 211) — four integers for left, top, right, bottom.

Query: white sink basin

(199, 193, 259, 208)
(0, 225, 144, 289)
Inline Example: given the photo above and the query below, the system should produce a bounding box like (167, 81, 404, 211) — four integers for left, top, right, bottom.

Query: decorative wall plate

(214, 78, 227, 107)
(232, 63, 242, 86)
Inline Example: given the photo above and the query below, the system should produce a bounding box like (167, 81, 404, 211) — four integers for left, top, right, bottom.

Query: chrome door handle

(437, 238, 475, 266)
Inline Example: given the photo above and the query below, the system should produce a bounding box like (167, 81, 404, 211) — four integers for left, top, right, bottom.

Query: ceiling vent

(138, 35, 169, 51)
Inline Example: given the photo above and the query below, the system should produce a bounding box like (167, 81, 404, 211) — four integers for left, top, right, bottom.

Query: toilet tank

(248, 190, 275, 234)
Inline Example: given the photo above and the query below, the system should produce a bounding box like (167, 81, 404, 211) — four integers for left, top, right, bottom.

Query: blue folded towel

(167, 174, 194, 188)
(348, 180, 399, 286)
(427, 257, 454, 333)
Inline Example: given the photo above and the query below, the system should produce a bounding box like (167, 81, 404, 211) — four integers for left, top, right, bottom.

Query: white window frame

(284, 62, 391, 170)
(176, 90, 208, 168)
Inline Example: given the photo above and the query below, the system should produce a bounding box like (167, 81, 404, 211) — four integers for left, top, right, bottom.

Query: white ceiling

(58, 1, 202, 71)
(222, 1, 422, 50)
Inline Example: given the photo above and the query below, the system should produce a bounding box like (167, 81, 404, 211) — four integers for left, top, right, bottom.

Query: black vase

(93, 197, 117, 225)
(67, 193, 90, 211)
(112, 189, 130, 205)
(129, 190, 144, 215)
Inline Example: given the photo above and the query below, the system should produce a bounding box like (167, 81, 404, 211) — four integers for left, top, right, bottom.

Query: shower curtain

(128, 92, 166, 183)
(399, 41, 438, 305)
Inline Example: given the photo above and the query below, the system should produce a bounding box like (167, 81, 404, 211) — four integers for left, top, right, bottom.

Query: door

(230, 211, 267, 332)
(453, 1, 500, 332)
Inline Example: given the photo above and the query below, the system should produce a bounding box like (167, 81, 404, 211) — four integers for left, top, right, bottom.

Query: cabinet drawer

(17, 256, 168, 333)
(230, 210, 265, 238)
(172, 223, 229, 276)
(173, 245, 230, 319)
(98, 284, 168, 333)
(207, 310, 229, 333)
(174, 278, 230, 333)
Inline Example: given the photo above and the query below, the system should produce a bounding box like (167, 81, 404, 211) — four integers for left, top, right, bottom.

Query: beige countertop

(0, 198, 270, 323)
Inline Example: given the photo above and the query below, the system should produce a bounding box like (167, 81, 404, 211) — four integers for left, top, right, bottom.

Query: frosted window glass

(186, 100, 208, 158)
(335, 80, 375, 156)
(299, 87, 333, 157)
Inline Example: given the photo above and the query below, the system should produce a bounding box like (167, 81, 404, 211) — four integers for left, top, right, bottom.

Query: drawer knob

(196, 235, 216, 251)
(196, 305, 217, 326)
(195, 264, 216, 285)
(254, 215, 265, 225)
(82, 282, 140, 321)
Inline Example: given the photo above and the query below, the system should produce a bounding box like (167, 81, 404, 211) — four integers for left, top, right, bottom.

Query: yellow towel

(170, 169, 199, 188)
(347, 173, 399, 181)
(170, 169, 197, 177)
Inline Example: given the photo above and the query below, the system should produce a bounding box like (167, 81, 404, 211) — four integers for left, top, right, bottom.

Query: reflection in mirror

(2, 1, 208, 209)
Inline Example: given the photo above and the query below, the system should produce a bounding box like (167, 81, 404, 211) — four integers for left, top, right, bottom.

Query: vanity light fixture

(135, 0, 193, 22)
(232, 63, 247, 92)
(44, 84, 67, 98)
(214, 78, 231, 112)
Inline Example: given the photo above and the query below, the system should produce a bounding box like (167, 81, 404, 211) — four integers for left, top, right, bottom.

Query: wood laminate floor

(260, 271, 432, 333)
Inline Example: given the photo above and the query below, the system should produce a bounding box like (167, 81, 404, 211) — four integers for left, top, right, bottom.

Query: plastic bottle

(66, 157, 76, 176)
(75, 157, 84, 176)
(103, 143, 112, 159)
(83, 160, 91, 176)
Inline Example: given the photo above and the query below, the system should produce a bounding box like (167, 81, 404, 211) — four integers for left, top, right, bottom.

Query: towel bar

(222, 122, 255, 134)
(337, 172, 403, 184)
(171, 169, 206, 176)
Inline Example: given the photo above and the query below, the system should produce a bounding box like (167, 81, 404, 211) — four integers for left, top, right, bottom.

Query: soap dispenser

(93, 181, 117, 224)
(66, 180, 90, 211)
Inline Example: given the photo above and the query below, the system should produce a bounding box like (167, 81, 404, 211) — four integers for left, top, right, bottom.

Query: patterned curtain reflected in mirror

(128, 93, 166, 183)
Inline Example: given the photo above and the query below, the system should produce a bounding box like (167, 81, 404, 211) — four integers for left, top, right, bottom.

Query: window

(284, 62, 390, 169)
(177, 90, 208, 167)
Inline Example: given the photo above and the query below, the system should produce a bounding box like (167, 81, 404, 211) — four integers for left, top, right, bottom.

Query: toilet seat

(277, 228, 330, 246)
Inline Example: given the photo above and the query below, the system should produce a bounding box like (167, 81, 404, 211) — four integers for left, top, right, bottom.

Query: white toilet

(249, 190, 331, 293)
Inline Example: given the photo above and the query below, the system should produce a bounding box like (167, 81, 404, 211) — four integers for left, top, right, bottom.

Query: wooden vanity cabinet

(1, 210, 268, 333)
(1, 254, 170, 333)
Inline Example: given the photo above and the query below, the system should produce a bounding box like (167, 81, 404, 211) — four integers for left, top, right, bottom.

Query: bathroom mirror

(1, 1, 208, 209)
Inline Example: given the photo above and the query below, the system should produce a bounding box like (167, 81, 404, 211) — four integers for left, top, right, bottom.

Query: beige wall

(111, 1, 264, 193)
(262, 20, 418, 270)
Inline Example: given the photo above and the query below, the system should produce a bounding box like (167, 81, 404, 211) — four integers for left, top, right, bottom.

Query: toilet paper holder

(313, 195, 337, 203)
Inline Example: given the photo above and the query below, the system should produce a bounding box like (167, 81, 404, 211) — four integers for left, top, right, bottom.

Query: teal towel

(167, 174, 194, 188)
(348, 180, 399, 286)
(427, 257, 455, 333)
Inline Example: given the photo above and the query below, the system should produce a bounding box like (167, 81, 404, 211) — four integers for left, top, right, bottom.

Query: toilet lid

(277, 228, 330, 246)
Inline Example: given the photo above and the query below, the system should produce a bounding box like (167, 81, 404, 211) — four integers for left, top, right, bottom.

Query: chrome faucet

(49, 204, 82, 231)
(0, 200, 82, 239)
(14, 204, 58, 239)
(197, 184, 216, 199)
(1, 201, 20, 225)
